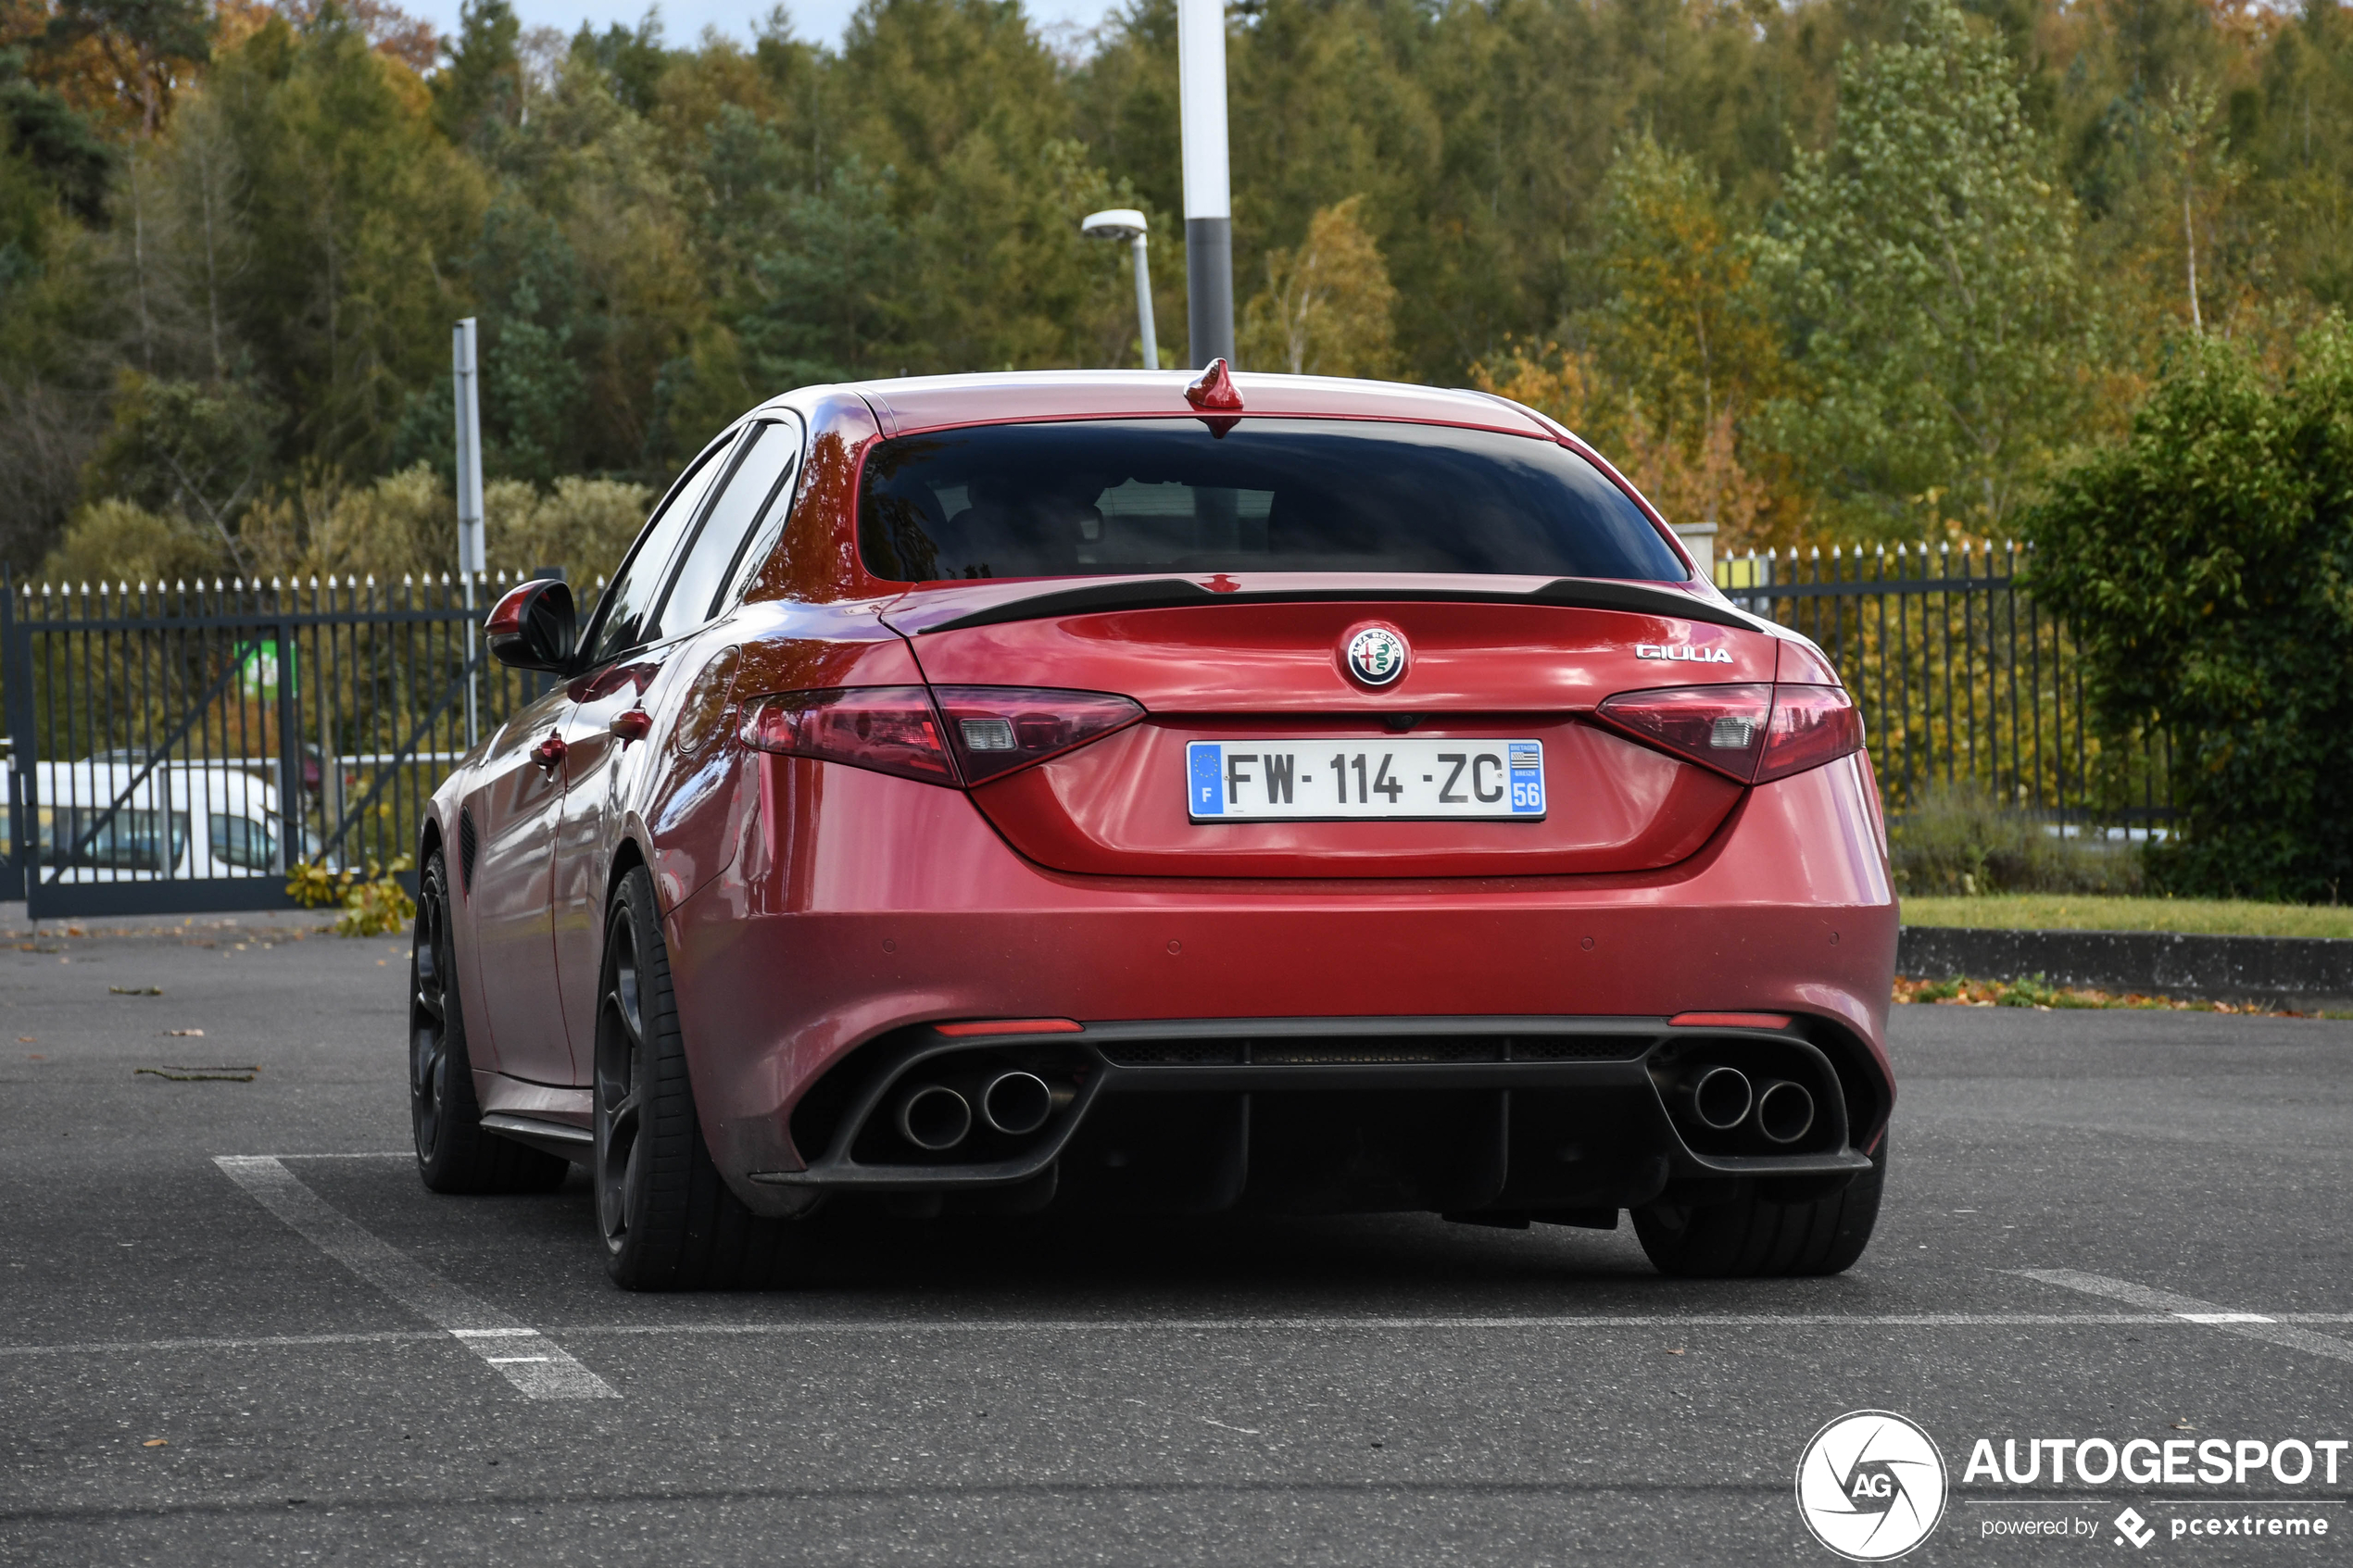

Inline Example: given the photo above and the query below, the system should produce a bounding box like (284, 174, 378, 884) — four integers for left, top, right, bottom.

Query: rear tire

(410, 849, 569, 1195)
(595, 866, 793, 1290)
(1631, 1135, 1886, 1278)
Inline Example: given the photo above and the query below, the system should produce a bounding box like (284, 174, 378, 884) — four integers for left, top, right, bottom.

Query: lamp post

(1081, 208, 1159, 371)
(1177, 0, 1233, 369)
(451, 318, 485, 748)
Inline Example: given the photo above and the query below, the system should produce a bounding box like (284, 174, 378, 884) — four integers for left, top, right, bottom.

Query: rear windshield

(856, 418, 1687, 583)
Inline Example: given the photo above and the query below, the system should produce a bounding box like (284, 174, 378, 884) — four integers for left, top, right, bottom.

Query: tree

(1239, 194, 1397, 375)
(80, 369, 281, 572)
(2, 44, 117, 219)
(1757, 0, 2090, 538)
(34, 0, 211, 139)
(1579, 136, 1790, 546)
(431, 0, 520, 152)
(213, 12, 484, 473)
(2024, 320, 2353, 901)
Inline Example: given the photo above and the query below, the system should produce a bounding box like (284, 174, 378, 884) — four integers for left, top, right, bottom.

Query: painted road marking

(2019, 1268, 2353, 1366)
(16, 1310, 2353, 1360)
(211, 1155, 618, 1399)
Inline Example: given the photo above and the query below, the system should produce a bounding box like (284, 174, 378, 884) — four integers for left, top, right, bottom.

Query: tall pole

(1177, 0, 1233, 370)
(451, 319, 485, 749)
(1130, 234, 1160, 371)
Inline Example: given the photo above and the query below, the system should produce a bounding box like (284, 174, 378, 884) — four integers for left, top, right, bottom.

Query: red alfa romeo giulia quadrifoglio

(409, 363, 1897, 1289)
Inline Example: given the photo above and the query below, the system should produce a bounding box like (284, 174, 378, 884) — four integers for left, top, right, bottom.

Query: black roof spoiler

(912, 576, 1759, 634)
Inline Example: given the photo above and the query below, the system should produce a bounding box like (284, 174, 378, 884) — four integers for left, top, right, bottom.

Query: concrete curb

(1899, 924, 2353, 1010)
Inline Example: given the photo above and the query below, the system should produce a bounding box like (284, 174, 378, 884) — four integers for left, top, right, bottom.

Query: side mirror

(484, 578, 576, 671)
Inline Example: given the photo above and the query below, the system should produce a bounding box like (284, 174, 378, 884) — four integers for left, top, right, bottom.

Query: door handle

(609, 708, 652, 746)
(530, 731, 568, 771)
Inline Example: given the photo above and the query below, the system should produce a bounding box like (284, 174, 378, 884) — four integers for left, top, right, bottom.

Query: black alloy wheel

(410, 848, 567, 1194)
(594, 866, 792, 1289)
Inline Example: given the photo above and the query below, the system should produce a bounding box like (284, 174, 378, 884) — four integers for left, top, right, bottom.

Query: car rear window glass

(856, 418, 1686, 583)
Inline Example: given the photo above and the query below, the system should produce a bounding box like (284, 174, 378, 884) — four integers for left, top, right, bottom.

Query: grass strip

(1900, 894, 2353, 939)
(1894, 974, 2352, 1018)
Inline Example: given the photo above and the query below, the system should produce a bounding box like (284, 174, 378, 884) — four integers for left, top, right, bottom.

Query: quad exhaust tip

(1677, 1064, 1753, 1133)
(979, 1071, 1054, 1136)
(1755, 1079, 1816, 1146)
(897, 1085, 973, 1151)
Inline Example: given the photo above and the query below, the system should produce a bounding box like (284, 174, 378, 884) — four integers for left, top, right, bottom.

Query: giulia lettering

(1636, 644, 1734, 664)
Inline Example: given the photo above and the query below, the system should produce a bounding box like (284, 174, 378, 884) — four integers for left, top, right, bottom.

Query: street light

(1082, 207, 1159, 371)
(1176, 0, 1233, 368)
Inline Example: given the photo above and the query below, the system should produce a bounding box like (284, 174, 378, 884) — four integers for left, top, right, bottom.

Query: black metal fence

(1716, 542, 2171, 830)
(1, 572, 576, 919)
(4, 549, 2165, 918)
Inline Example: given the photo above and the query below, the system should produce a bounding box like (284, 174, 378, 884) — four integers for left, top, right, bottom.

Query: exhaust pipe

(1674, 1065, 1753, 1132)
(896, 1084, 972, 1151)
(1754, 1079, 1816, 1146)
(979, 1071, 1055, 1136)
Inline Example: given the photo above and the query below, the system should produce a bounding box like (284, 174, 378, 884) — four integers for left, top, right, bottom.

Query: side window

(584, 434, 735, 666)
(649, 420, 799, 641)
(209, 813, 277, 871)
(726, 414, 808, 602)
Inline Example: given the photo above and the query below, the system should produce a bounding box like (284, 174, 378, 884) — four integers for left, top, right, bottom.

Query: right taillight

(1755, 684, 1865, 783)
(1595, 683, 1861, 784)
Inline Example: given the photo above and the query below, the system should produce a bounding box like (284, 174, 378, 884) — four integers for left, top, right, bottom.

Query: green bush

(2025, 320, 2353, 902)
(1889, 783, 2142, 896)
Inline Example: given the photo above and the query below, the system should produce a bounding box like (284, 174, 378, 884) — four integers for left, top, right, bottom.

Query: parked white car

(5, 759, 306, 882)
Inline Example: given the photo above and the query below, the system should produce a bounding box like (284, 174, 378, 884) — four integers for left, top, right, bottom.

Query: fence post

(1, 572, 24, 905)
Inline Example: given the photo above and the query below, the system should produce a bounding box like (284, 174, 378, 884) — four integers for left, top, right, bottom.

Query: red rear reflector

(1668, 1011, 1793, 1030)
(932, 686, 1145, 785)
(1595, 683, 1861, 784)
(934, 1018, 1085, 1036)
(739, 686, 957, 786)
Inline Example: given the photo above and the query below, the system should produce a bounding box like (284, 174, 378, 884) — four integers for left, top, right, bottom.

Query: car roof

(768, 370, 1560, 440)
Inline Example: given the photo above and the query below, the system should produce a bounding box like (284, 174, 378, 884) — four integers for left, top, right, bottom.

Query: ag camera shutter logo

(1795, 1411, 1949, 1561)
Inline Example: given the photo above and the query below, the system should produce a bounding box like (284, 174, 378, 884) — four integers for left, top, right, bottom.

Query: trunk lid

(887, 581, 1779, 879)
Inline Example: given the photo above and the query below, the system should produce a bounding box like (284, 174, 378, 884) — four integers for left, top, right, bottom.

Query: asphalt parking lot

(3, 914, 2348, 1565)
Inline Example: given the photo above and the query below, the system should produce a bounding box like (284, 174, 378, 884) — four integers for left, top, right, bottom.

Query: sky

(409, 0, 1124, 54)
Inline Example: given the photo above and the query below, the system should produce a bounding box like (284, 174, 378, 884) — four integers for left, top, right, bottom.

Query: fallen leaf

(15, 1036, 31, 1044)
(136, 1065, 258, 1082)
(1666, 1347, 1687, 1356)
(2172, 1420, 2195, 1431)
(143, 1438, 167, 1447)
(109, 985, 164, 996)
(166, 1028, 205, 1037)
(26, 1054, 44, 1060)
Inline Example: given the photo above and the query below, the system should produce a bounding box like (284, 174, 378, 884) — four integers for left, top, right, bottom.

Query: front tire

(1631, 1135, 1886, 1277)
(595, 866, 791, 1290)
(410, 848, 568, 1195)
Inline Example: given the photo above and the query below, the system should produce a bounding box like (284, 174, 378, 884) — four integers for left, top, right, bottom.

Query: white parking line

(15, 1309, 2353, 1361)
(2019, 1268, 2353, 1365)
(211, 1156, 617, 1399)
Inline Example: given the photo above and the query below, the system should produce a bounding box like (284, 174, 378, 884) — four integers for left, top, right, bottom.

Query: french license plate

(1186, 739, 1545, 822)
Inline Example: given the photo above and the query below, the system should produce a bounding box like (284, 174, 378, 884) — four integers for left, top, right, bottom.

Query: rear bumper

(666, 749, 1896, 1214)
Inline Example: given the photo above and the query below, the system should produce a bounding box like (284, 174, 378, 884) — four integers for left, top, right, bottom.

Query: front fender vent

(458, 807, 478, 896)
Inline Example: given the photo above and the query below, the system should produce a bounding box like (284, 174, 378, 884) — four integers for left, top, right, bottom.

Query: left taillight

(738, 687, 958, 785)
(1594, 683, 1862, 784)
(738, 685, 1143, 788)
